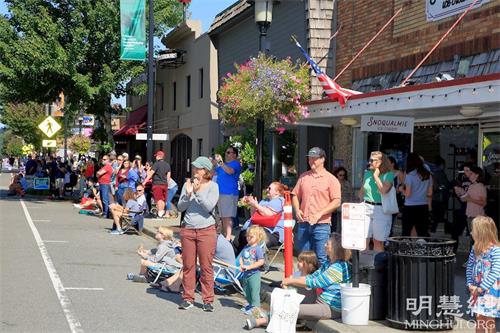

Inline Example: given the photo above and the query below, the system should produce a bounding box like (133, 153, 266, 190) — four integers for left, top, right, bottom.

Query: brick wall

(335, 0, 500, 86)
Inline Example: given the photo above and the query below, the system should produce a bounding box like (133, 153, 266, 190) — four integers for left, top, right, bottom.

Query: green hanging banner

(120, 0, 146, 61)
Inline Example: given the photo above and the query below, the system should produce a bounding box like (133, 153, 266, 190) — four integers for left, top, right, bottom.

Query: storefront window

(270, 129, 298, 188)
(481, 128, 500, 224)
(352, 128, 411, 189)
(414, 126, 479, 182)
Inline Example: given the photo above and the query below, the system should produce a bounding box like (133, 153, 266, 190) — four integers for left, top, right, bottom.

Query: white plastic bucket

(340, 283, 371, 325)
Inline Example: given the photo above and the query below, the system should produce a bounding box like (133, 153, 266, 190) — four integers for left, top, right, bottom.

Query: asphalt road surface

(0, 173, 250, 333)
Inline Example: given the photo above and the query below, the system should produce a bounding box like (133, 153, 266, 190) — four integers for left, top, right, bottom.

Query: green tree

(0, 0, 184, 143)
(0, 102, 45, 148)
(3, 134, 24, 157)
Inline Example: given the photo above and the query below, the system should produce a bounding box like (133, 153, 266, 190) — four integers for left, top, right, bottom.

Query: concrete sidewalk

(141, 216, 475, 333)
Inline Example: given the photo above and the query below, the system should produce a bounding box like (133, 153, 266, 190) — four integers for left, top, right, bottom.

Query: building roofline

(207, 1, 252, 36)
(306, 73, 500, 105)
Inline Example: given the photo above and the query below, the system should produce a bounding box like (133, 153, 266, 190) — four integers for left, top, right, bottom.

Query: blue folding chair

(212, 258, 244, 294)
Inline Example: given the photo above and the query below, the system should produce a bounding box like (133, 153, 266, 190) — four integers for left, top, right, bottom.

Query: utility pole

(146, 0, 155, 162)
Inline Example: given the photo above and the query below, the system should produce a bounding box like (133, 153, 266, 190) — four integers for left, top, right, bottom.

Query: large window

(199, 68, 204, 99)
(186, 75, 191, 107)
(173, 81, 177, 111)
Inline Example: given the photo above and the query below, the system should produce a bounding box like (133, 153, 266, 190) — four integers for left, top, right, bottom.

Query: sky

(0, 0, 237, 105)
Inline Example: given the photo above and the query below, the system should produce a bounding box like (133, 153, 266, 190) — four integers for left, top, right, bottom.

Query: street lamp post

(146, 0, 155, 163)
(78, 110, 84, 135)
(252, 0, 273, 201)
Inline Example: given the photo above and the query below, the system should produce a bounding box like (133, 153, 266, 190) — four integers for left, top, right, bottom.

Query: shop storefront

(304, 73, 500, 223)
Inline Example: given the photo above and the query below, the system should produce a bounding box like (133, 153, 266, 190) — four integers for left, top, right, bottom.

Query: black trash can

(387, 237, 456, 330)
(359, 251, 388, 320)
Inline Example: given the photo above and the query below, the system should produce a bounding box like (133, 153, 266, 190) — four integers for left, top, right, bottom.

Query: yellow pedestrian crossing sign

(38, 116, 61, 138)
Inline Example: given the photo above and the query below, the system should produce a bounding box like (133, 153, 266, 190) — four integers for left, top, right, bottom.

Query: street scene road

(0, 173, 248, 333)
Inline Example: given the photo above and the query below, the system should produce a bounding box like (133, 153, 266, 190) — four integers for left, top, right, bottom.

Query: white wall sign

(341, 203, 366, 251)
(361, 115, 414, 134)
(426, 0, 490, 22)
(135, 133, 169, 141)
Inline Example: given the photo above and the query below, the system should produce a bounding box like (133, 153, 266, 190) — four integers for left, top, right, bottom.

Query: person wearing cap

(213, 146, 242, 241)
(177, 156, 219, 312)
(291, 147, 341, 265)
(143, 150, 171, 218)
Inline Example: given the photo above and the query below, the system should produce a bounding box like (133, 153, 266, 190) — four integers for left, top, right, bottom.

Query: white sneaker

(157, 211, 165, 218)
(73, 204, 81, 209)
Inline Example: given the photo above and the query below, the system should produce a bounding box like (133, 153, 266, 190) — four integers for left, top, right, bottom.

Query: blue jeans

(166, 185, 178, 210)
(116, 183, 128, 206)
(296, 223, 331, 265)
(99, 184, 111, 218)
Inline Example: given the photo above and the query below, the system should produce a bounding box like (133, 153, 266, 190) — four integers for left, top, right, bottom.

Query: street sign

(42, 140, 57, 148)
(341, 203, 366, 251)
(38, 116, 61, 138)
(135, 133, 169, 141)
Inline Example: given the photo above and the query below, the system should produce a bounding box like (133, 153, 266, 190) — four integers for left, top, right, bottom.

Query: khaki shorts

(55, 178, 65, 190)
(217, 195, 238, 218)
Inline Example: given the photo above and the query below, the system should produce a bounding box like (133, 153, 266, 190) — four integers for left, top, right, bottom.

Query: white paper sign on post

(341, 203, 366, 251)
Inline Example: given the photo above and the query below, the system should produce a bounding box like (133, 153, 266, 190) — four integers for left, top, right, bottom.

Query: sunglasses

(136, 189, 144, 192)
(369, 159, 379, 163)
(225, 151, 233, 154)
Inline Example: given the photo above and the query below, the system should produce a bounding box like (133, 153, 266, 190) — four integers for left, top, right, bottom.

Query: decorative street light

(251, 0, 273, 200)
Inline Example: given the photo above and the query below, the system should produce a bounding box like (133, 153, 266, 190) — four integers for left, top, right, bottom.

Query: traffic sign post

(38, 116, 62, 138)
(42, 140, 57, 148)
(341, 203, 366, 288)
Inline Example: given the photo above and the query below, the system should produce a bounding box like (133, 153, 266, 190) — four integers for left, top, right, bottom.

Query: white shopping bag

(266, 288, 305, 333)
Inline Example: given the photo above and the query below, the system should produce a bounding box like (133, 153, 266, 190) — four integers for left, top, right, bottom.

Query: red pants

(180, 225, 216, 304)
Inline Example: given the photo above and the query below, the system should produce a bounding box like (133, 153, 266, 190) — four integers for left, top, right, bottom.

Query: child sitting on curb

(127, 226, 182, 283)
(245, 250, 320, 330)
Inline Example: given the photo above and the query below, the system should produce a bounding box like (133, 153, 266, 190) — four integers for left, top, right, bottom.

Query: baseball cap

(154, 150, 165, 158)
(134, 155, 142, 160)
(306, 147, 326, 158)
(122, 152, 129, 159)
(191, 156, 213, 171)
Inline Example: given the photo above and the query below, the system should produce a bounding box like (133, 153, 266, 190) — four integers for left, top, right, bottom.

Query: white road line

(33, 219, 51, 222)
(20, 200, 83, 333)
(44, 240, 69, 243)
(65, 288, 104, 291)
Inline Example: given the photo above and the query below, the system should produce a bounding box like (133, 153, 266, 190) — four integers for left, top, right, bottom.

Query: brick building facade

(335, 0, 499, 86)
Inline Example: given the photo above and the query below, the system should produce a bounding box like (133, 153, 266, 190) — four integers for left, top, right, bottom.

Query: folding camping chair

(145, 262, 179, 285)
(120, 209, 144, 235)
(212, 258, 244, 294)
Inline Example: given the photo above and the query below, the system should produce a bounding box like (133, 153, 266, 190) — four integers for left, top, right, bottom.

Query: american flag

(293, 38, 360, 108)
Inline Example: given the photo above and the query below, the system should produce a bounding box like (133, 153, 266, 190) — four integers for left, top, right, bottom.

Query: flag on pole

(120, 0, 146, 61)
(292, 37, 360, 107)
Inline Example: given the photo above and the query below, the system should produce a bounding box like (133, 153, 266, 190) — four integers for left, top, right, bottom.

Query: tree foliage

(3, 134, 24, 157)
(0, 0, 184, 143)
(0, 102, 46, 148)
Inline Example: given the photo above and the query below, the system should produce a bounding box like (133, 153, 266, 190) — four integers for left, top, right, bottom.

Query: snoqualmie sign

(426, 0, 491, 22)
(361, 115, 414, 134)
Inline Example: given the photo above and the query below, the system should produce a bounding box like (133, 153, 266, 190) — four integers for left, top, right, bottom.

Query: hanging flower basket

(218, 54, 311, 131)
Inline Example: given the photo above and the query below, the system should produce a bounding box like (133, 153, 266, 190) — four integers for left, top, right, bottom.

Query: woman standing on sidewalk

(400, 153, 433, 237)
(358, 151, 394, 252)
(177, 156, 219, 312)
